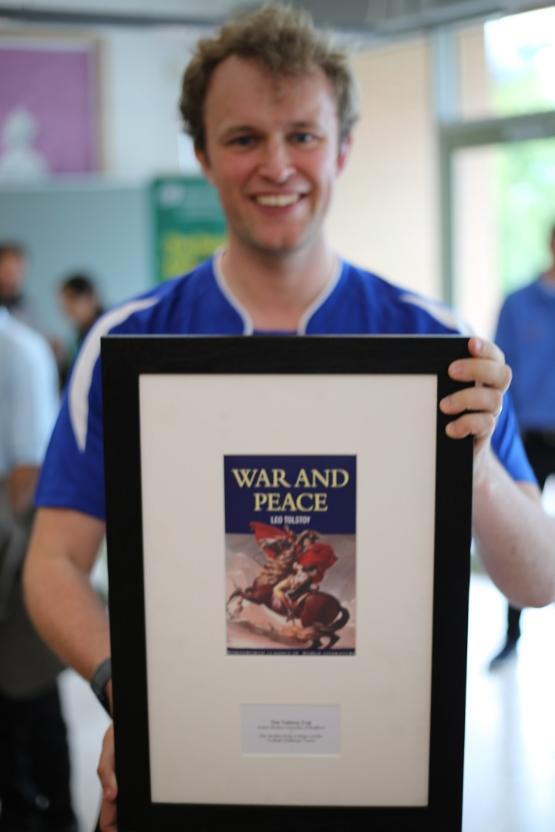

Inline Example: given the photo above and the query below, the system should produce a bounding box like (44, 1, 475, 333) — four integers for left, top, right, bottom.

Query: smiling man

(22, 5, 555, 830)
(196, 56, 348, 277)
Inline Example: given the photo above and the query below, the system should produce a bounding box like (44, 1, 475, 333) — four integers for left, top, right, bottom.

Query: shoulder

(65, 260, 215, 452)
(496, 282, 544, 334)
(501, 280, 540, 309)
(73, 259, 215, 370)
(0, 313, 56, 374)
(340, 261, 468, 334)
(96, 259, 216, 336)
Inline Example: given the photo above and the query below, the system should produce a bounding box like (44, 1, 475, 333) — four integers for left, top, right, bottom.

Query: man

(0, 242, 42, 332)
(274, 531, 336, 619)
(489, 223, 555, 669)
(0, 306, 76, 831)
(22, 6, 555, 829)
(58, 273, 105, 387)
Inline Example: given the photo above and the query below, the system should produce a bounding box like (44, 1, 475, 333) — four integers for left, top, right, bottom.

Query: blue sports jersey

(36, 256, 535, 520)
(495, 277, 555, 432)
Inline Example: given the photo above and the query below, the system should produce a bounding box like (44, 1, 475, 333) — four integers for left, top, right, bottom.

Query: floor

(60, 483, 555, 831)
(463, 575, 555, 832)
(462, 481, 555, 832)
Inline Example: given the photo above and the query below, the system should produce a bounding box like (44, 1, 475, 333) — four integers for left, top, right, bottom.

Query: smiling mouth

(252, 194, 303, 207)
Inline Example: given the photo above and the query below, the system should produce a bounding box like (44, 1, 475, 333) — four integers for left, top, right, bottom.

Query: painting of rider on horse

(226, 522, 355, 654)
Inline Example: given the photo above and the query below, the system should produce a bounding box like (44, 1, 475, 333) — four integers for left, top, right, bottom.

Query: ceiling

(0, 0, 552, 38)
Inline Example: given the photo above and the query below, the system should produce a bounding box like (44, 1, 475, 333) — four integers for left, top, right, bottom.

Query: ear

(195, 145, 213, 183)
(336, 135, 352, 175)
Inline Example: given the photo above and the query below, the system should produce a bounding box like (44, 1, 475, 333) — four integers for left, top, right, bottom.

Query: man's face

(0, 253, 26, 297)
(196, 56, 350, 258)
(59, 292, 97, 327)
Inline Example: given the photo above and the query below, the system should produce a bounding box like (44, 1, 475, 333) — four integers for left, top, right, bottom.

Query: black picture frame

(101, 335, 473, 832)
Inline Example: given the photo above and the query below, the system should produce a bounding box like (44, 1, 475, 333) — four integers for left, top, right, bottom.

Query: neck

(220, 238, 338, 331)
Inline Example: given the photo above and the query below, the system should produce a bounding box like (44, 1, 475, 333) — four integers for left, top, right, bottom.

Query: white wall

(100, 28, 197, 177)
(328, 38, 440, 299)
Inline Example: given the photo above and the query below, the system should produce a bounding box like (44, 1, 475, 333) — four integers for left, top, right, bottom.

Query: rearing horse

(227, 583, 350, 650)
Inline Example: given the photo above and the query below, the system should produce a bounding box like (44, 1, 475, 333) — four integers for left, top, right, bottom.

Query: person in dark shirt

(489, 223, 555, 668)
(58, 274, 105, 386)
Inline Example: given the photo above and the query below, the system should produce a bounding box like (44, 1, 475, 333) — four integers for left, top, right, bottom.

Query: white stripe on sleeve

(69, 298, 159, 451)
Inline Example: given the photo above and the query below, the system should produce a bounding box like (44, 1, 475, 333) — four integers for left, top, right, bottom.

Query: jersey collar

(212, 251, 343, 335)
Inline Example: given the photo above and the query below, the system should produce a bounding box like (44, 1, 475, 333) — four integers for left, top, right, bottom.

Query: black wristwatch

(90, 657, 112, 715)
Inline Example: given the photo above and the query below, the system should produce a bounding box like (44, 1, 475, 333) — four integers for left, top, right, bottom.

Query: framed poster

(0, 37, 99, 177)
(101, 336, 473, 832)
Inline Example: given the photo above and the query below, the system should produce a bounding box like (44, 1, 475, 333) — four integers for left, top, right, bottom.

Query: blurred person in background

(0, 242, 64, 371)
(0, 242, 41, 333)
(489, 222, 555, 669)
(58, 274, 105, 387)
(0, 303, 77, 832)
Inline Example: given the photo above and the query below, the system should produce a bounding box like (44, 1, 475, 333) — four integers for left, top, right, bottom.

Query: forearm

(8, 466, 39, 517)
(23, 508, 109, 681)
(472, 451, 555, 608)
(25, 553, 110, 679)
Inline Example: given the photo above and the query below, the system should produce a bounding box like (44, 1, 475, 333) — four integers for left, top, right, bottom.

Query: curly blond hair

(180, 4, 358, 152)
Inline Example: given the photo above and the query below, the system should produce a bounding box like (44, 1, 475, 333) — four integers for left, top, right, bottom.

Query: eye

(227, 134, 257, 149)
(290, 131, 318, 146)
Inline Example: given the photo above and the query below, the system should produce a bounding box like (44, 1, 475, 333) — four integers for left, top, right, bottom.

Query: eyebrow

(219, 120, 322, 139)
(220, 124, 256, 136)
(288, 121, 321, 130)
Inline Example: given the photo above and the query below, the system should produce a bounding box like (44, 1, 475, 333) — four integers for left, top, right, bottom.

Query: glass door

(451, 136, 555, 338)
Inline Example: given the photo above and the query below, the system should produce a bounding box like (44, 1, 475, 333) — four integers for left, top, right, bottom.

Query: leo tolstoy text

(231, 468, 349, 512)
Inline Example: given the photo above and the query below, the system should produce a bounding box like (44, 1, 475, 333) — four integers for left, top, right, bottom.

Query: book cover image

(224, 455, 356, 655)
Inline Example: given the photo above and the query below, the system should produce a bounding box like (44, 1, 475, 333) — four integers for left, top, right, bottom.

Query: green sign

(150, 176, 227, 282)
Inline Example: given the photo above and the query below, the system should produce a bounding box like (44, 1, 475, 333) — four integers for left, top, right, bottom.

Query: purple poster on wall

(0, 42, 97, 177)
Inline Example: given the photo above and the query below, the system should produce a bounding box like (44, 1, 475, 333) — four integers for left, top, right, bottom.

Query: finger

(99, 794, 118, 832)
(466, 336, 505, 363)
(448, 357, 511, 391)
(97, 725, 117, 799)
(445, 412, 496, 440)
(440, 387, 504, 417)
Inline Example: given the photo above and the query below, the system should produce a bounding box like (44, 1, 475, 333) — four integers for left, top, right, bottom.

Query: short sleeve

(491, 391, 535, 484)
(6, 333, 58, 468)
(34, 291, 166, 521)
(35, 355, 107, 520)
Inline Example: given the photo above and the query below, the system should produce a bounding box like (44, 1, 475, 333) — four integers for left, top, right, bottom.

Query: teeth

(255, 194, 300, 207)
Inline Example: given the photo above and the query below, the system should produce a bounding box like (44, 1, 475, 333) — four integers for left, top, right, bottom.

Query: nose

(258, 137, 295, 184)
